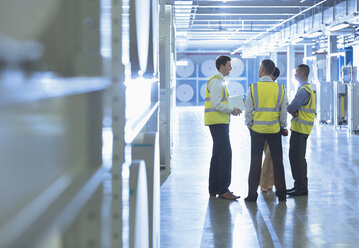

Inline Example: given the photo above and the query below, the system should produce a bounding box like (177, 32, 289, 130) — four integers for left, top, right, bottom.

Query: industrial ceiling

(169, 0, 359, 54)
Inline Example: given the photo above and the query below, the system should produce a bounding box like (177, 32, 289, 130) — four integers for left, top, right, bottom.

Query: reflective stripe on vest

(293, 118, 314, 126)
(299, 107, 316, 114)
(250, 81, 284, 133)
(253, 119, 280, 125)
(253, 83, 283, 112)
(291, 84, 316, 135)
(204, 74, 230, 125)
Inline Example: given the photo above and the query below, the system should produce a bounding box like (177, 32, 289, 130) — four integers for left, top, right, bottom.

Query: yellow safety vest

(204, 74, 230, 126)
(250, 81, 285, 133)
(291, 84, 316, 135)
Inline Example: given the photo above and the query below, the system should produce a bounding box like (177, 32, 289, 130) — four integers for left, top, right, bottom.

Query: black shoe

(244, 196, 257, 202)
(278, 195, 286, 201)
(286, 187, 296, 193)
(287, 190, 308, 196)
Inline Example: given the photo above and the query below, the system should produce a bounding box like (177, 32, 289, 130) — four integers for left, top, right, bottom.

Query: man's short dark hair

(298, 64, 310, 78)
(216, 55, 231, 71)
(261, 59, 275, 75)
(272, 67, 280, 78)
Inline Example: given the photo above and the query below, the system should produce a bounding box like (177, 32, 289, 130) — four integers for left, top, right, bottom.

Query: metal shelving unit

(0, 0, 161, 247)
(111, 0, 160, 247)
(0, 77, 109, 248)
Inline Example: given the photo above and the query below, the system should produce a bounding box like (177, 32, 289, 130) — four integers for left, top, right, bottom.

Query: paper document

(227, 95, 245, 110)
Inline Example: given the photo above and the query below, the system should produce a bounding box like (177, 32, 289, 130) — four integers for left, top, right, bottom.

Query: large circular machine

(200, 81, 245, 101)
(129, 0, 151, 74)
(200, 83, 207, 100)
(229, 57, 245, 77)
(201, 59, 217, 77)
(226, 81, 245, 96)
(176, 83, 194, 102)
(176, 58, 195, 78)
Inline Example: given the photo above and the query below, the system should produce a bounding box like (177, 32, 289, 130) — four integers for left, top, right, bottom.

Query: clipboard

(227, 95, 245, 110)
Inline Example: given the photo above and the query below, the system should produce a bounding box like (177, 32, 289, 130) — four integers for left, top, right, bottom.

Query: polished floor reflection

(160, 106, 359, 248)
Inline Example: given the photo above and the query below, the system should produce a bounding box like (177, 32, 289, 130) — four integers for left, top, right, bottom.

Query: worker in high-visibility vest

(259, 66, 281, 193)
(287, 64, 315, 196)
(244, 59, 288, 202)
(204, 55, 241, 200)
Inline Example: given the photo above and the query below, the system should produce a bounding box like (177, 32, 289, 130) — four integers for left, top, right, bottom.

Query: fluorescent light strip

(306, 30, 323, 38)
(184, 35, 261, 38)
(291, 37, 304, 43)
(328, 22, 350, 31)
(180, 29, 270, 32)
(176, 23, 275, 27)
(184, 31, 263, 34)
(176, 5, 310, 9)
(186, 38, 247, 41)
(175, 19, 286, 22)
(176, 13, 296, 16)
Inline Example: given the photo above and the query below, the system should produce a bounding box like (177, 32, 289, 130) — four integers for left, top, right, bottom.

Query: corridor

(161, 106, 359, 248)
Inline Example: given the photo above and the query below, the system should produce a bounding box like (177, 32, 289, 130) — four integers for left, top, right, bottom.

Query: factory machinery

(312, 47, 359, 135)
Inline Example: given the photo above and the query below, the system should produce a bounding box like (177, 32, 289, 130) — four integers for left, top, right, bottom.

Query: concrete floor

(160, 106, 359, 248)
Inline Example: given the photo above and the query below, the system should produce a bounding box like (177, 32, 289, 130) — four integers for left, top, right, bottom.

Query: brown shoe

(210, 191, 234, 197)
(219, 192, 240, 200)
(261, 186, 273, 193)
(209, 192, 218, 197)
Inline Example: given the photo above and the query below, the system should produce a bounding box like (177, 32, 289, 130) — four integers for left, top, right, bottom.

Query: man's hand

(281, 128, 288, 136)
(232, 107, 242, 116)
(291, 111, 299, 118)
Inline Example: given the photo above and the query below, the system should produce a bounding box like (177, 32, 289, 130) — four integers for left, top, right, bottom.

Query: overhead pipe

(246, 0, 329, 43)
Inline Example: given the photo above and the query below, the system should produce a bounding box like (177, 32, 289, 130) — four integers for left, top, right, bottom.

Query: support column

(327, 35, 341, 128)
(270, 52, 278, 66)
(327, 35, 338, 82)
(111, 0, 126, 247)
(304, 45, 313, 82)
(159, 5, 174, 181)
(287, 45, 296, 100)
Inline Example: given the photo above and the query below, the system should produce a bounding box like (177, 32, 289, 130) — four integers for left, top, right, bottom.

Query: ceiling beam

(193, 8, 301, 14)
(175, 15, 289, 21)
(176, 13, 296, 16)
(173, 1, 313, 8)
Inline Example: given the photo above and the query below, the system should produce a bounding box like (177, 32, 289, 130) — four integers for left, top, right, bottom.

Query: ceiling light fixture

(230, 47, 241, 55)
(291, 37, 304, 43)
(306, 30, 323, 38)
(328, 22, 350, 31)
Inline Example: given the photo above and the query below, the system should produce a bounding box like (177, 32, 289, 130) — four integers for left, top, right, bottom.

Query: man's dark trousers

(209, 124, 232, 195)
(289, 130, 309, 191)
(248, 129, 286, 199)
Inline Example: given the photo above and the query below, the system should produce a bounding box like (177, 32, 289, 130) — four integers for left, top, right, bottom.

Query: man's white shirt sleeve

(208, 78, 234, 114)
(245, 89, 254, 128)
(279, 89, 288, 128)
